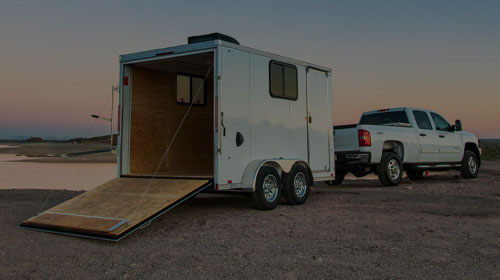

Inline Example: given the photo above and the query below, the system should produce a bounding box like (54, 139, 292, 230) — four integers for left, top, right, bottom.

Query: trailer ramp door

(20, 178, 210, 241)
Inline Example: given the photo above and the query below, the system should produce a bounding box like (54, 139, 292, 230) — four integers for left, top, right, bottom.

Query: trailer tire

(377, 152, 402, 186)
(326, 171, 346, 186)
(461, 150, 479, 179)
(252, 166, 282, 210)
(283, 165, 310, 205)
(406, 170, 423, 180)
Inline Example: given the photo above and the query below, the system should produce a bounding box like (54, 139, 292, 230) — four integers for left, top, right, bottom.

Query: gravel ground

(1, 162, 500, 279)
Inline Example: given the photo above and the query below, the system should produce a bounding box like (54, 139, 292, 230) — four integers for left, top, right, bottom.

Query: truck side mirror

(455, 120, 462, 131)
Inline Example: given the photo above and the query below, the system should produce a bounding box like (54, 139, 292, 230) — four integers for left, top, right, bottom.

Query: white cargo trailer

(21, 34, 335, 241)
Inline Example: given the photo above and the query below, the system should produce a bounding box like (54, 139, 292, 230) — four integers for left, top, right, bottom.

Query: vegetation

(480, 143, 500, 161)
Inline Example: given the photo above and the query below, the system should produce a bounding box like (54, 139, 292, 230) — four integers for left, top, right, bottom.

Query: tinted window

(412, 110, 433, 130)
(270, 62, 283, 96)
(191, 77, 205, 105)
(431, 112, 450, 131)
(176, 75, 191, 104)
(176, 74, 205, 106)
(270, 61, 298, 100)
(284, 66, 297, 99)
(360, 111, 410, 126)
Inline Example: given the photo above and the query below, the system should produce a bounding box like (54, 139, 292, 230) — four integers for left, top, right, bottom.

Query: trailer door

(307, 68, 331, 172)
(218, 47, 250, 185)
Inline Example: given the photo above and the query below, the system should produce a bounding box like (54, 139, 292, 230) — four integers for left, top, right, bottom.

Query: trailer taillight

(123, 76, 129, 86)
(358, 129, 371, 147)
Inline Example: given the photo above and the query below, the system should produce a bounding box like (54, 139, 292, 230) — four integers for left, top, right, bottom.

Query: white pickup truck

(332, 108, 481, 186)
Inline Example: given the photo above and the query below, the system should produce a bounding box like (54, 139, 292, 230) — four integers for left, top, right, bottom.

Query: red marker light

(123, 76, 129, 86)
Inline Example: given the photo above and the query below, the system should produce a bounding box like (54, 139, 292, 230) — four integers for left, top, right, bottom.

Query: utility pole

(92, 85, 119, 152)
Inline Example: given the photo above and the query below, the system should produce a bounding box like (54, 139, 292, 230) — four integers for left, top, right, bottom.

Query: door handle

(420, 133, 426, 137)
(439, 135, 445, 138)
(308, 116, 312, 123)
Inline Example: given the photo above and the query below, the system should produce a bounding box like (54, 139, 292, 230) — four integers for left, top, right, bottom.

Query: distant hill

(0, 134, 117, 143)
(479, 139, 500, 143)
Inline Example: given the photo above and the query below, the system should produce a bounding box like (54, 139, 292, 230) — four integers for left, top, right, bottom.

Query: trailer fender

(241, 159, 311, 191)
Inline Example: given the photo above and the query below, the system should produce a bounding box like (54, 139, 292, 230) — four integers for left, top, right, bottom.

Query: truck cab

(332, 108, 480, 186)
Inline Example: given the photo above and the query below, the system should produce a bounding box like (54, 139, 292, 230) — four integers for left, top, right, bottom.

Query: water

(0, 154, 116, 190)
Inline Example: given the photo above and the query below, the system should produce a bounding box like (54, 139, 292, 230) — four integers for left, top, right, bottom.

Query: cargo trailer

(21, 33, 335, 241)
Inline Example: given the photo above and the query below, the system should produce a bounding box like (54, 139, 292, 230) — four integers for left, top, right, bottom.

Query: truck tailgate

(334, 125, 359, 152)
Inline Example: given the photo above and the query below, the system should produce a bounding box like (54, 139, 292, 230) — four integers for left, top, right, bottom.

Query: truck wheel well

(383, 141, 404, 162)
(465, 142, 481, 167)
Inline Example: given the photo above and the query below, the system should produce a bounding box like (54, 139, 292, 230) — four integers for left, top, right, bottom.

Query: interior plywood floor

(22, 178, 208, 237)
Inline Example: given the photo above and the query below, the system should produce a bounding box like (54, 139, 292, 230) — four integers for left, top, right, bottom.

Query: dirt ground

(1, 162, 499, 279)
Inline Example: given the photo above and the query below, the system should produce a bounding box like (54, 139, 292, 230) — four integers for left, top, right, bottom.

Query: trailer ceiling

(132, 52, 213, 76)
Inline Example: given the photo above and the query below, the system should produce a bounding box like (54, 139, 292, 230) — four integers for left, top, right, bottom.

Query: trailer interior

(123, 51, 215, 179)
(20, 51, 216, 241)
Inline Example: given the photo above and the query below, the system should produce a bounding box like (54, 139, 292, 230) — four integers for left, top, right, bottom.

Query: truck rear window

(360, 111, 410, 127)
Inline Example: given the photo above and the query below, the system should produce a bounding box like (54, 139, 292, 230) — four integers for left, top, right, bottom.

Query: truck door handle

(439, 135, 445, 138)
(420, 133, 426, 137)
(308, 116, 312, 123)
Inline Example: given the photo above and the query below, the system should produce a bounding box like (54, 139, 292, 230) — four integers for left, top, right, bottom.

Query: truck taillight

(358, 129, 371, 146)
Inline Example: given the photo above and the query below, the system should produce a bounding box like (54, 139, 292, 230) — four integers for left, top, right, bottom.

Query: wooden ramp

(20, 177, 210, 241)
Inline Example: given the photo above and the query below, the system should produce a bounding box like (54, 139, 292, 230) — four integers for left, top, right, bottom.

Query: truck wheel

(377, 152, 402, 186)
(252, 166, 282, 210)
(283, 165, 310, 205)
(326, 171, 346, 186)
(406, 170, 423, 180)
(461, 150, 479, 179)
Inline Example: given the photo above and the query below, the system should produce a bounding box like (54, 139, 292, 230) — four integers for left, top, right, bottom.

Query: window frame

(430, 112, 451, 131)
(176, 73, 207, 107)
(268, 60, 298, 101)
(359, 111, 412, 127)
(412, 110, 433, 130)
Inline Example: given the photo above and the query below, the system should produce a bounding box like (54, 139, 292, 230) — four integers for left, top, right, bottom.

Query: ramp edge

(19, 181, 212, 242)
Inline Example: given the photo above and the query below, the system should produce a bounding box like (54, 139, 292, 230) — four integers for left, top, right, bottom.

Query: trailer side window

(176, 74, 205, 106)
(270, 61, 297, 100)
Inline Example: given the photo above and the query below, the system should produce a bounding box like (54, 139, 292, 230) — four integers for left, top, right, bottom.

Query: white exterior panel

(218, 46, 251, 186)
(307, 68, 331, 172)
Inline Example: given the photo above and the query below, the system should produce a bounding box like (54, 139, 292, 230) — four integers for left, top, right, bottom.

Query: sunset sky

(1, 0, 499, 139)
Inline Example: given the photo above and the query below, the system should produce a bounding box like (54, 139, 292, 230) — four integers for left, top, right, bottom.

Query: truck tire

(283, 165, 310, 205)
(326, 171, 346, 186)
(461, 150, 479, 179)
(377, 152, 402, 186)
(406, 170, 423, 180)
(252, 166, 282, 210)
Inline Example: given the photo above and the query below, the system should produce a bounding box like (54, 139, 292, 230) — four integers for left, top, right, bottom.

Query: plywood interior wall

(129, 60, 213, 176)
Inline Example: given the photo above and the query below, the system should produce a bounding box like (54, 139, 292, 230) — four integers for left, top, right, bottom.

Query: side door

(430, 112, 463, 162)
(218, 46, 251, 185)
(411, 110, 440, 162)
(307, 68, 331, 172)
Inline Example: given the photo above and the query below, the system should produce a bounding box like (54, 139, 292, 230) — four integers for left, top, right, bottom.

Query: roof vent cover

(188, 33, 240, 45)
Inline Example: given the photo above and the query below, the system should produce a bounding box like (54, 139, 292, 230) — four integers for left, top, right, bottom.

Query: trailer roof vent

(188, 33, 240, 45)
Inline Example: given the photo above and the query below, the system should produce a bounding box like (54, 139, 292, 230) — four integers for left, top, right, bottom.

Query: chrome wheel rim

(294, 172, 307, 198)
(388, 159, 401, 180)
(468, 156, 477, 174)
(263, 174, 278, 202)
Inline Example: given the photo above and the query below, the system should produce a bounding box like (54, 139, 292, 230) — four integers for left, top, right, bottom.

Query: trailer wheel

(283, 165, 310, 205)
(252, 166, 281, 210)
(326, 171, 346, 186)
(406, 170, 423, 180)
(377, 152, 402, 186)
(461, 150, 479, 179)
